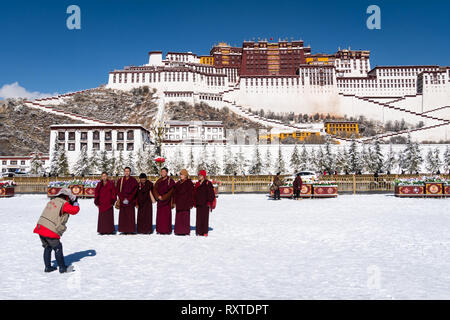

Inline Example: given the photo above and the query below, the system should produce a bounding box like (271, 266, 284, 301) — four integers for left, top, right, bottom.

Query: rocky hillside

(0, 99, 82, 156)
(0, 86, 264, 155)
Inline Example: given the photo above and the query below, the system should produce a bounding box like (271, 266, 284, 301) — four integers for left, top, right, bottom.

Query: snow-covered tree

(384, 143, 397, 173)
(400, 134, 423, 174)
(73, 146, 90, 176)
(299, 144, 309, 171)
(99, 150, 111, 174)
(234, 146, 248, 175)
(369, 139, 384, 173)
(30, 153, 44, 175)
(50, 136, 60, 176)
(425, 147, 441, 174)
(115, 150, 125, 176)
(322, 136, 335, 173)
(290, 144, 301, 173)
(275, 144, 286, 174)
(264, 147, 273, 174)
(145, 145, 159, 175)
(223, 145, 235, 175)
(335, 147, 349, 174)
(56, 145, 69, 176)
(135, 148, 146, 174)
(360, 144, 370, 173)
(126, 151, 135, 174)
(172, 147, 186, 174)
(89, 149, 100, 175)
(444, 146, 450, 174)
(208, 146, 220, 175)
(249, 144, 263, 174)
(187, 146, 196, 174)
(196, 144, 209, 173)
(348, 138, 362, 174)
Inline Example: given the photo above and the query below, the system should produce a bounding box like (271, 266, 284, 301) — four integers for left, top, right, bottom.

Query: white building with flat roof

(163, 120, 226, 145)
(49, 124, 151, 173)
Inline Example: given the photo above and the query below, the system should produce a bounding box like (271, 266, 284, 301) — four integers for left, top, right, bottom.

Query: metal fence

(3, 174, 449, 195)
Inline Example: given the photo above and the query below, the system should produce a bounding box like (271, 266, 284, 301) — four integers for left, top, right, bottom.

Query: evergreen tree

(89, 148, 100, 175)
(223, 145, 235, 175)
(110, 149, 117, 176)
(136, 148, 146, 174)
(30, 153, 44, 175)
(145, 145, 159, 175)
(50, 136, 60, 176)
(370, 139, 384, 173)
(360, 144, 370, 173)
(309, 148, 319, 172)
(187, 146, 196, 173)
(56, 145, 69, 176)
(126, 151, 135, 174)
(115, 150, 125, 176)
(299, 144, 309, 171)
(290, 144, 301, 173)
(73, 145, 90, 176)
(275, 144, 286, 174)
(443, 146, 450, 174)
(209, 146, 220, 175)
(400, 134, 423, 173)
(99, 150, 111, 174)
(348, 138, 362, 174)
(426, 148, 441, 174)
(234, 146, 248, 175)
(384, 143, 397, 173)
(196, 144, 209, 173)
(172, 147, 186, 174)
(433, 148, 442, 173)
(322, 136, 335, 173)
(335, 147, 349, 174)
(249, 144, 263, 174)
(264, 146, 273, 174)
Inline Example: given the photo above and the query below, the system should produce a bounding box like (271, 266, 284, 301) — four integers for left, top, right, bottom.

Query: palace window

(92, 143, 100, 150)
(80, 142, 87, 150)
(21, 161, 25, 165)
(105, 131, 112, 141)
(93, 131, 100, 140)
(80, 132, 87, 140)
(68, 143, 75, 151)
(58, 132, 65, 141)
(10, 161, 17, 165)
(127, 130, 134, 140)
(105, 143, 112, 151)
(127, 143, 134, 151)
(117, 131, 124, 141)
(117, 143, 124, 151)
(2, 161, 6, 165)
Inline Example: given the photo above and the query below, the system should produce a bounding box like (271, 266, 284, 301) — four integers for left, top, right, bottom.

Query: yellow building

(260, 131, 321, 142)
(199, 56, 214, 65)
(324, 121, 359, 136)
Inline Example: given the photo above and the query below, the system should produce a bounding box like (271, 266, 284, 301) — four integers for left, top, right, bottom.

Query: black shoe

(44, 266, 57, 273)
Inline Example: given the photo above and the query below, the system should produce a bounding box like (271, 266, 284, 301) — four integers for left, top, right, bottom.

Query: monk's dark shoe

(44, 266, 57, 273)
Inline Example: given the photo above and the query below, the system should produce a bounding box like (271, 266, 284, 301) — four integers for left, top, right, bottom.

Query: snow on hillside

(0, 194, 449, 299)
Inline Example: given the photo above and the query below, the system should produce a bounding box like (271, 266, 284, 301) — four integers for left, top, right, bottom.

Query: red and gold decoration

(395, 185, 424, 197)
(425, 183, 443, 196)
(300, 184, 312, 198)
(313, 184, 338, 198)
(0, 180, 16, 198)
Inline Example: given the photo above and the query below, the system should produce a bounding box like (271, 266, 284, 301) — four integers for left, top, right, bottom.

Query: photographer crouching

(33, 188, 80, 273)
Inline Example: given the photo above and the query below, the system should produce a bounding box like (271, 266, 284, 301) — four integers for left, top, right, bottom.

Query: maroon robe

(173, 179, 194, 235)
(194, 179, 215, 235)
(116, 176, 138, 233)
(152, 176, 175, 234)
(94, 180, 117, 234)
(137, 180, 153, 234)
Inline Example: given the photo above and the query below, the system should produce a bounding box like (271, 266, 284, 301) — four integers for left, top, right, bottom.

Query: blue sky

(0, 0, 449, 98)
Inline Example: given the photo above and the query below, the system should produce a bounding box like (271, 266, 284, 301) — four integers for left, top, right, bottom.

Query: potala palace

(106, 39, 450, 142)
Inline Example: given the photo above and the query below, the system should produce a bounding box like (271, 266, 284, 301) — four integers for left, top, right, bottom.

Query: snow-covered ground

(0, 194, 449, 300)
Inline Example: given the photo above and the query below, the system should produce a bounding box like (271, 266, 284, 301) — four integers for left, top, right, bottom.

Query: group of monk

(94, 167, 216, 236)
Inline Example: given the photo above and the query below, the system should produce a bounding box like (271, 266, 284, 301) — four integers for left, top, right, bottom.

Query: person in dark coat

(293, 173, 303, 200)
(272, 172, 283, 200)
(152, 167, 176, 235)
(194, 170, 215, 236)
(94, 172, 117, 235)
(136, 173, 154, 234)
(173, 169, 194, 236)
(116, 167, 138, 234)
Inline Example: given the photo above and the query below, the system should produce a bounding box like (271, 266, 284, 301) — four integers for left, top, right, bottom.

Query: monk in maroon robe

(152, 168, 175, 235)
(136, 173, 154, 234)
(116, 167, 138, 234)
(194, 170, 215, 236)
(94, 172, 117, 234)
(173, 169, 194, 235)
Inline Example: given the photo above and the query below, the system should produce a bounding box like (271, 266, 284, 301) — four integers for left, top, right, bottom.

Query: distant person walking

(33, 188, 80, 273)
(94, 172, 117, 235)
(153, 168, 176, 235)
(116, 167, 138, 234)
(136, 173, 154, 234)
(173, 169, 194, 236)
(194, 170, 215, 236)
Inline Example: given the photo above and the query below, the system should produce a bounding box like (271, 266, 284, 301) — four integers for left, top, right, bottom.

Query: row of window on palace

(377, 68, 441, 77)
(57, 130, 134, 141)
(2, 160, 33, 166)
(166, 127, 223, 133)
(244, 77, 333, 86)
(165, 134, 223, 141)
(59, 142, 136, 152)
(113, 72, 225, 86)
